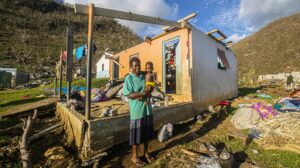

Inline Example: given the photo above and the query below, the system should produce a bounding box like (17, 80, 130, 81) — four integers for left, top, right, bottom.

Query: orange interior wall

(110, 28, 192, 102)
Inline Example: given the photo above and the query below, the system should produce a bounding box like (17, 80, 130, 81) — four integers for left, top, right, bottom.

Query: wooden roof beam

(162, 12, 197, 31)
(206, 29, 227, 39)
(74, 3, 181, 28)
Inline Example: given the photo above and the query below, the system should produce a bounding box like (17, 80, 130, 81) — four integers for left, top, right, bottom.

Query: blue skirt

(129, 115, 155, 145)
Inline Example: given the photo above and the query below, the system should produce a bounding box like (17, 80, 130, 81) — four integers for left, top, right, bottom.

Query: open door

(163, 38, 181, 94)
(113, 58, 119, 79)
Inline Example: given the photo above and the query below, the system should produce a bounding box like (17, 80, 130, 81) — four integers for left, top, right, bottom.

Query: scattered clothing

(231, 108, 262, 129)
(248, 128, 262, 139)
(251, 103, 278, 119)
(256, 94, 272, 99)
(91, 90, 110, 102)
(158, 123, 173, 142)
(276, 97, 300, 112)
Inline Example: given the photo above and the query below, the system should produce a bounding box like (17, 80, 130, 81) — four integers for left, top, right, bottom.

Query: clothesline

(60, 42, 97, 62)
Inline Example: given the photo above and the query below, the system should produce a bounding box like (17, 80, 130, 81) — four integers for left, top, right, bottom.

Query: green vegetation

(0, 87, 47, 113)
(0, 78, 109, 113)
(232, 13, 300, 81)
(0, 0, 141, 74)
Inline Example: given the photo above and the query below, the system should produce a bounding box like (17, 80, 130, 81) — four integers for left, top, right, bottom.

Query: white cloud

(208, 0, 300, 42)
(64, 0, 179, 36)
(227, 33, 248, 42)
(239, 0, 300, 30)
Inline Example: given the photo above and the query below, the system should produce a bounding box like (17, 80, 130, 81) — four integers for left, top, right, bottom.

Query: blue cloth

(56, 86, 86, 94)
(75, 45, 85, 60)
(278, 99, 300, 112)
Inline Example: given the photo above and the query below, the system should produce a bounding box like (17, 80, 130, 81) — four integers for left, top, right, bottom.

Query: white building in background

(96, 55, 110, 78)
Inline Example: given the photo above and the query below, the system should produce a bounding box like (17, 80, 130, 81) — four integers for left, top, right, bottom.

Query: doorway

(113, 58, 119, 79)
(162, 38, 181, 94)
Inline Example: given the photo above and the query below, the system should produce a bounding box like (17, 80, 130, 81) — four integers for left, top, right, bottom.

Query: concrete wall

(96, 56, 110, 78)
(85, 103, 202, 152)
(113, 28, 193, 102)
(190, 26, 238, 106)
(56, 102, 206, 156)
(56, 103, 86, 148)
(258, 71, 300, 82)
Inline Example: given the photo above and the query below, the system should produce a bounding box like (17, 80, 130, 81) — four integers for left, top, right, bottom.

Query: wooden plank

(85, 4, 94, 120)
(74, 3, 181, 28)
(66, 27, 74, 101)
(162, 12, 197, 31)
(59, 50, 63, 100)
(66, 27, 73, 82)
(206, 29, 227, 39)
(0, 97, 58, 118)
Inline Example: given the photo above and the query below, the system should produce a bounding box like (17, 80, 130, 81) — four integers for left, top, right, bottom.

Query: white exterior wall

(190, 27, 238, 106)
(258, 71, 300, 82)
(96, 56, 110, 78)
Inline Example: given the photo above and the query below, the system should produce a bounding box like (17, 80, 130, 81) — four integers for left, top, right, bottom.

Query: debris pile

(231, 85, 300, 153)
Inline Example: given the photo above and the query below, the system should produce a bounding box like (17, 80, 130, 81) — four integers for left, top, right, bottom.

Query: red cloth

(60, 51, 67, 62)
(218, 100, 230, 106)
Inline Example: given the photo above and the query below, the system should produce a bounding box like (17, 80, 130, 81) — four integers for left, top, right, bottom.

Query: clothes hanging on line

(75, 45, 85, 60)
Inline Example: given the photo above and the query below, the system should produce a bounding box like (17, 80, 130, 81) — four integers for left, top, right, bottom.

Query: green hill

(232, 13, 300, 81)
(0, 0, 141, 75)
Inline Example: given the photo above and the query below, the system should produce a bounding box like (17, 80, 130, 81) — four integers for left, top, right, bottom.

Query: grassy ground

(0, 78, 109, 113)
(146, 85, 300, 168)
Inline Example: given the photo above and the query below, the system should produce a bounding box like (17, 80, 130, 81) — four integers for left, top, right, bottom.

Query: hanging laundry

(84, 42, 97, 56)
(60, 51, 67, 62)
(75, 45, 85, 60)
(73, 49, 76, 56)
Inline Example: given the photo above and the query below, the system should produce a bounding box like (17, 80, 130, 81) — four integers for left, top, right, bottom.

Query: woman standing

(123, 57, 155, 167)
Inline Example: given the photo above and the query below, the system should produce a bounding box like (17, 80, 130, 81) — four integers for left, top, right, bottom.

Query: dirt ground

(1, 84, 300, 168)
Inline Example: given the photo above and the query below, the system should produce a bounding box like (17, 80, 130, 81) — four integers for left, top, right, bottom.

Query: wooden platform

(0, 97, 58, 118)
(89, 99, 183, 119)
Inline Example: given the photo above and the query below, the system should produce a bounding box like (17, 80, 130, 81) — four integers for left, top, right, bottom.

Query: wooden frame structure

(74, 3, 192, 120)
(206, 29, 227, 45)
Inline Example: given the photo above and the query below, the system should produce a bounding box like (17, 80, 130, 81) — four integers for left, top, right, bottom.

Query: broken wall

(190, 26, 238, 106)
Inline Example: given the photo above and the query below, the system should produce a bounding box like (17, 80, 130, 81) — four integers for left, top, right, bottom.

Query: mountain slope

(232, 13, 300, 80)
(0, 0, 141, 75)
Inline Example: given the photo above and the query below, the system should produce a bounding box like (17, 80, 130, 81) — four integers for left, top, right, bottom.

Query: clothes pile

(251, 102, 278, 119)
(91, 89, 109, 102)
(274, 97, 300, 112)
(231, 108, 262, 129)
(157, 123, 173, 142)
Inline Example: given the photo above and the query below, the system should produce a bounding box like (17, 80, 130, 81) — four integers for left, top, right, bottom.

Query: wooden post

(54, 77, 57, 95)
(85, 4, 94, 120)
(59, 50, 63, 100)
(66, 27, 73, 101)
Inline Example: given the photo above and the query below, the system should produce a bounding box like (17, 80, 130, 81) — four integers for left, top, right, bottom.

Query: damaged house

(56, 4, 238, 159)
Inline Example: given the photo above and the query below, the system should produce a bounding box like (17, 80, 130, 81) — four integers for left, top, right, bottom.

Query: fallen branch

(29, 123, 61, 142)
(20, 109, 38, 168)
(180, 149, 199, 157)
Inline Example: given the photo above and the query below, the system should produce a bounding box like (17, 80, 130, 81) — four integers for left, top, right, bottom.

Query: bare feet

(145, 154, 155, 163)
(131, 158, 146, 167)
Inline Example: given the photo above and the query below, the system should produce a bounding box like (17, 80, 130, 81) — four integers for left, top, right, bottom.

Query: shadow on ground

(99, 108, 233, 167)
(238, 87, 261, 97)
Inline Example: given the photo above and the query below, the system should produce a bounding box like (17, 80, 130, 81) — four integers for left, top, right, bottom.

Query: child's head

(145, 62, 153, 73)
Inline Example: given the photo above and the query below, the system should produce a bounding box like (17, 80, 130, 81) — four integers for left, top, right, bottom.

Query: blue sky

(64, 0, 300, 42)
